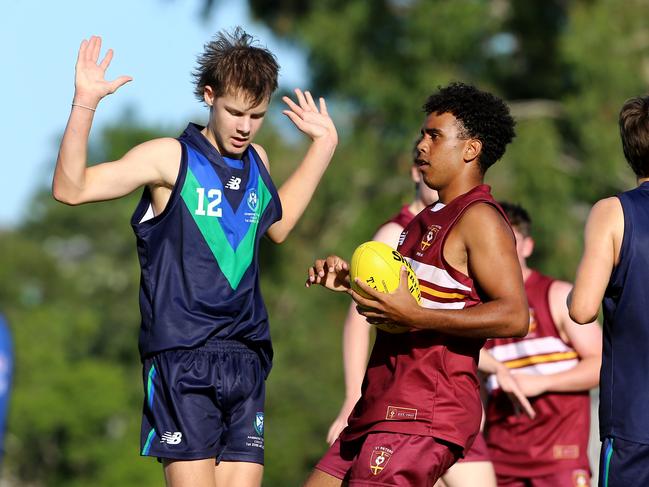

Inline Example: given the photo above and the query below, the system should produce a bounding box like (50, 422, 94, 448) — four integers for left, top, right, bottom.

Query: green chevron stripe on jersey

(180, 168, 272, 289)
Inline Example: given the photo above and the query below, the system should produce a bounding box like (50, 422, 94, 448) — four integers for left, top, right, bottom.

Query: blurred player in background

(482, 202, 601, 487)
(569, 95, 649, 487)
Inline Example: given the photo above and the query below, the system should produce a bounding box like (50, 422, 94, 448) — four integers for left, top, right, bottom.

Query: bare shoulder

(122, 137, 181, 186)
(251, 143, 270, 171)
(458, 202, 511, 237)
(590, 196, 623, 221)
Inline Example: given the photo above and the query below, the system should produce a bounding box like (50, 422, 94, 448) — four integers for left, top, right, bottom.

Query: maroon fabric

(316, 432, 460, 486)
(496, 467, 591, 487)
(341, 185, 507, 454)
(485, 270, 591, 478)
(457, 432, 491, 463)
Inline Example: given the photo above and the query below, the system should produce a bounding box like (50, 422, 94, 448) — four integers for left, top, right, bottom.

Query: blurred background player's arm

(478, 348, 536, 418)
(509, 280, 602, 397)
(568, 198, 624, 324)
(326, 221, 404, 445)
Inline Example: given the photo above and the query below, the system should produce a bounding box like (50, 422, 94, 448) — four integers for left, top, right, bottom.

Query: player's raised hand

(306, 255, 350, 292)
(73, 36, 132, 107)
(282, 89, 338, 145)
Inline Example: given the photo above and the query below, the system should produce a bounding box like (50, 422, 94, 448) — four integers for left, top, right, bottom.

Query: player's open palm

(282, 89, 338, 144)
(74, 36, 132, 105)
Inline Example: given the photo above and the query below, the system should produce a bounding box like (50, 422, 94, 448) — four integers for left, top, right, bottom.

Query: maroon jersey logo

(386, 405, 418, 420)
(420, 224, 441, 252)
(369, 447, 393, 475)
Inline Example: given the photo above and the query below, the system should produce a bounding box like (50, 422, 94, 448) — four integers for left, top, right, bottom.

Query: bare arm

(265, 89, 338, 243)
(353, 204, 529, 339)
(478, 348, 536, 418)
(327, 222, 404, 444)
(514, 280, 602, 397)
(568, 198, 623, 323)
(52, 36, 176, 205)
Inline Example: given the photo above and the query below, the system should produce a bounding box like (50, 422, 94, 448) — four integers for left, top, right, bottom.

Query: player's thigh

(214, 460, 263, 487)
(441, 461, 497, 487)
(163, 458, 217, 487)
(303, 468, 346, 487)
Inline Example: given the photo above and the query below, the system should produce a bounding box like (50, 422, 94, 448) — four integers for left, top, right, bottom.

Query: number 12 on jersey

(195, 188, 222, 217)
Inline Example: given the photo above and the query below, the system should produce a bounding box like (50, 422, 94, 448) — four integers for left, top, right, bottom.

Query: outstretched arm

(266, 89, 338, 243)
(53, 36, 175, 205)
(353, 204, 529, 339)
(568, 197, 623, 323)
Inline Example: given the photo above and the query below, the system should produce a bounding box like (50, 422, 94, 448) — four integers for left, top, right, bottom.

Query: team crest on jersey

(572, 469, 589, 486)
(247, 189, 259, 212)
(254, 412, 264, 436)
(244, 189, 260, 223)
(420, 224, 441, 251)
(370, 446, 393, 475)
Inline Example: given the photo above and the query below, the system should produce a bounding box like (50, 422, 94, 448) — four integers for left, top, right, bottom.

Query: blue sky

(0, 0, 307, 228)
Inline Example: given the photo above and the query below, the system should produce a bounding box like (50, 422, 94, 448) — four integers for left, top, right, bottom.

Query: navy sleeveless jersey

(131, 123, 282, 374)
(601, 182, 649, 444)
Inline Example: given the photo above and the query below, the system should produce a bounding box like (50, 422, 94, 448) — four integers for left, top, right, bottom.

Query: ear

(410, 165, 422, 184)
(522, 236, 534, 260)
(203, 85, 215, 107)
(463, 139, 482, 163)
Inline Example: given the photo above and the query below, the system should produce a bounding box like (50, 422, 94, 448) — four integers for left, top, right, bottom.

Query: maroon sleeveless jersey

(341, 185, 505, 453)
(484, 270, 590, 477)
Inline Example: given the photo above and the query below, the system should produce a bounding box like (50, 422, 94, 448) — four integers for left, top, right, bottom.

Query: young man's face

(205, 88, 269, 158)
(415, 112, 474, 190)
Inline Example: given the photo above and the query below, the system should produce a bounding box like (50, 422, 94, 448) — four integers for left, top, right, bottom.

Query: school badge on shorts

(254, 412, 264, 436)
(370, 446, 393, 475)
(572, 469, 589, 486)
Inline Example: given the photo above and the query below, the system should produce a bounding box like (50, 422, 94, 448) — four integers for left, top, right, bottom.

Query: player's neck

(437, 177, 483, 204)
(638, 176, 649, 186)
(201, 125, 225, 155)
(521, 265, 532, 282)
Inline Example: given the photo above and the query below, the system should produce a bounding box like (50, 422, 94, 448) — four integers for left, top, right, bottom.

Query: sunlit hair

(498, 201, 531, 237)
(423, 82, 515, 174)
(619, 95, 649, 178)
(193, 27, 280, 107)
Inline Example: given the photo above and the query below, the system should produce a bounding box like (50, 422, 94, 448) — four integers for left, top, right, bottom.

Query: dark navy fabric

(0, 315, 12, 462)
(600, 182, 649, 444)
(131, 123, 282, 375)
(140, 338, 266, 463)
(598, 436, 649, 487)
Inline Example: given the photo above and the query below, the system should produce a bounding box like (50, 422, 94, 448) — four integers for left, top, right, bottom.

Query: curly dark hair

(498, 201, 531, 237)
(193, 27, 280, 107)
(423, 82, 516, 173)
(619, 95, 649, 178)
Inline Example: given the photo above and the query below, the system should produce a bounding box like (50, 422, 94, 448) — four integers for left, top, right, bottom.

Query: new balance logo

(225, 177, 242, 190)
(160, 431, 183, 445)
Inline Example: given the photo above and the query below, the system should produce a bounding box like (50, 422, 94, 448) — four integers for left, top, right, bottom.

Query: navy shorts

(599, 436, 649, 487)
(140, 338, 266, 463)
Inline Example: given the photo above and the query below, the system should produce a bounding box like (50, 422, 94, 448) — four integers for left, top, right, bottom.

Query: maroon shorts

(496, 468, 591, 487)
(457, 432, 491, 463)
(316, 432, 461, 486)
